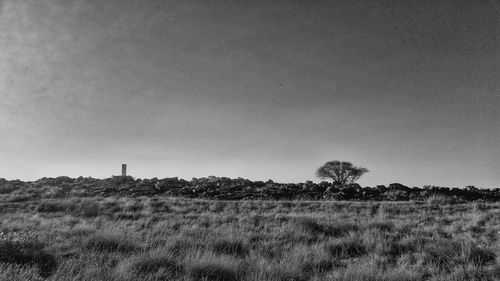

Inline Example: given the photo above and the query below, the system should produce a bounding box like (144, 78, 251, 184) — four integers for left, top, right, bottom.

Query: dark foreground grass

(0, 239, 57, 277)
(0, 196, 499, 280)
(83, 232, 139, 253)
(115, 251, 182, 280)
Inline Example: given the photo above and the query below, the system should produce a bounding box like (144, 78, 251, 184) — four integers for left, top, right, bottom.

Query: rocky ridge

(1, 176, 499, 202)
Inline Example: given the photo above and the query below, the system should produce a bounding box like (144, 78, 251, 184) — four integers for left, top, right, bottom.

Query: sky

(0, 0, 498, 188)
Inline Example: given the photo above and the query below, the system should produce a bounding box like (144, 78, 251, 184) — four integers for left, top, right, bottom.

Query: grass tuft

(36, 201, 68, 213)
(0, 263, 42, 281)
(297, 218, 359, 237)
(467, 245, 496, 267)
(187, 256, 241, 281)
(385, 236, 430, 259)
(423, 240, 497, 271)
(116, 251, 183, 279)
(0, 239, 57, 278)
(366, 221, 395, 232)
(83, 232, 138, 253)
(326, 237, 366, 258)
(211, 239, 249, 258)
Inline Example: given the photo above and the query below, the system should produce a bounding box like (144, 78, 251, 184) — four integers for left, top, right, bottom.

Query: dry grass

(0, 196, 499, 280)
(115, 250, 182, 280)
(0, 239, 57, 277)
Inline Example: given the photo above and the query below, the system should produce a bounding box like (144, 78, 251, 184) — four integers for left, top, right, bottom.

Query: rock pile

(0, 176, 498, 201)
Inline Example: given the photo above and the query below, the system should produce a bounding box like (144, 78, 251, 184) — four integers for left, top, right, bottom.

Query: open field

(1, 195, 499, 281)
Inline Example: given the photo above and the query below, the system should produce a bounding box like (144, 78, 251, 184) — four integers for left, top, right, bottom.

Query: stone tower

(122, 164, 127, 177)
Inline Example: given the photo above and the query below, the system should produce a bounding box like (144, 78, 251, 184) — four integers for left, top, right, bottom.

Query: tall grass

(0, 196, 498, 280)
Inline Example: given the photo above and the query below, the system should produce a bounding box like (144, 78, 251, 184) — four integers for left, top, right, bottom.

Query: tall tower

(122, 164, 127, 177)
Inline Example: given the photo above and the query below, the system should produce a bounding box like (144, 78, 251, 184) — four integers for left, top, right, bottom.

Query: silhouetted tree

(316, 161, 369, 186)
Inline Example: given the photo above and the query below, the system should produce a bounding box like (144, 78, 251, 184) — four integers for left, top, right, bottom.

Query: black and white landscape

(0, 0, 498, 280)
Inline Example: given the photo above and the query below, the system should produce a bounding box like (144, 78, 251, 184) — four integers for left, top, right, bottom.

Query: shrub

(0, 240, 57, 277)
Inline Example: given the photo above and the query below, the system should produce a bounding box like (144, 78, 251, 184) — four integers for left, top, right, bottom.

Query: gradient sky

(0, 0, 498, 187)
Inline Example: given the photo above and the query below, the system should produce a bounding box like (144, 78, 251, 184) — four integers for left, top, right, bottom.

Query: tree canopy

(316, 161, 369, 186)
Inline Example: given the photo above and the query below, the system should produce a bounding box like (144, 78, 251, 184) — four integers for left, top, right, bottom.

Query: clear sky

(0, 0, 498, 188)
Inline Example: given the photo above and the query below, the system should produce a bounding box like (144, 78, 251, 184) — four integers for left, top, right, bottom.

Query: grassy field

(0, 196, 499, 281)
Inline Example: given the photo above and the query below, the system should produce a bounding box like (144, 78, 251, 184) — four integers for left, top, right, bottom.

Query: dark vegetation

(0, 176, 498, 201)
(0, 239, 57, 277)
(0, 192, 499, 280)
(316, 161, 369, 186)
(0, 174, 499, 280)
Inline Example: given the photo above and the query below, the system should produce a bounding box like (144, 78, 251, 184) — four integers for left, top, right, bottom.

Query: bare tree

(316, 161, 369, 186)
